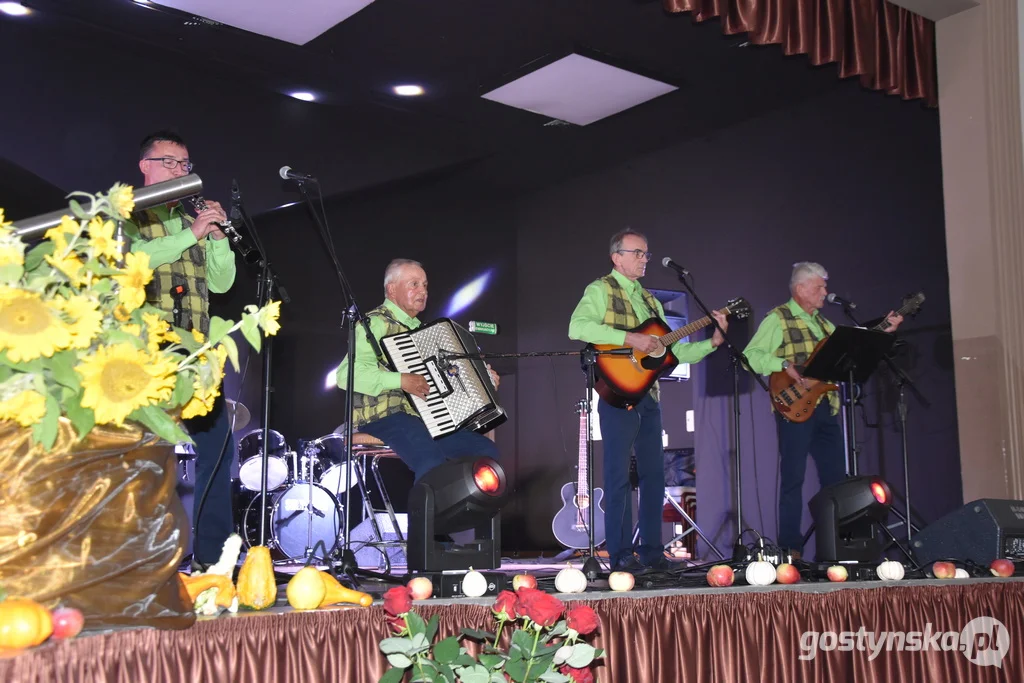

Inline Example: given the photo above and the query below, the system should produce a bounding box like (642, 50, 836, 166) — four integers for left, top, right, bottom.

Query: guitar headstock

(724, 297, 752, 320)
(901, 291, 925, 317)
(575, 398, 587, 415)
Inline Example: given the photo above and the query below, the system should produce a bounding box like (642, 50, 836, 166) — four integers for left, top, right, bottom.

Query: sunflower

(0, 288, 72, 362)
(77, 343, 177, 426)
(181, 377, 219, 419)
(256, 300, 282, 336)
(0, 208, 11, 230)
(0, 389, 47, 427)
(142, 312, 179, 352)
(87, 216, 122, 262)
(112, 252, 153, 312)
(56, 294, 103, 349)
(45, 250, 88, 287)
(107, 183, 135, 219)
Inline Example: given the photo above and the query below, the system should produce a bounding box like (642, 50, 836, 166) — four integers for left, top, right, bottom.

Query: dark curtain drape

(662, 0, 937, 107)
(3, 582, 1021, 682)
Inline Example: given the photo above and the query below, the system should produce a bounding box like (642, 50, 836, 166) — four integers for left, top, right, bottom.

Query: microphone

(278, 165, 317, 182)
(661, 257, 689, 277)
(826, 293, 857, 310)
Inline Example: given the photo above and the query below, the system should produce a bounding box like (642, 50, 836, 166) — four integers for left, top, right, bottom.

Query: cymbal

(226, 399, 251, 432)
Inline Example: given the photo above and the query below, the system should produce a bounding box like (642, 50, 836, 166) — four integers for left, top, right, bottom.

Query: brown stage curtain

(662, 0, 937, 107)
(2, 583, 1020, 682)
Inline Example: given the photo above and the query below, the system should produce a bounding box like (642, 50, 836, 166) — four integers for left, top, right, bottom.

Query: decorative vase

(0, 418, 194, 630)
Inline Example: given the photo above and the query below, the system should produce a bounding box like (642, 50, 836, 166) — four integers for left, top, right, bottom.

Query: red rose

(383, 585, 413, 616)
(385, 614, 407, 633)
(492, 590, 518, 619)
(515, 587, 564, 627)
(566, 605, 599, 635)
(559, 665, 595, 683)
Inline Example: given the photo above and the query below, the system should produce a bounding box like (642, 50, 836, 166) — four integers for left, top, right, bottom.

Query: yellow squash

(319, 571, 373, 608)
(236, 546, 277, 609)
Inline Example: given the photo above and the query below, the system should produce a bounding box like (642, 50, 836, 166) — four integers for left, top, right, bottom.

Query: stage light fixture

(288, 91, 316, 102)
(0, 2, 30, 16)
(393, 84, 424, 96)
(809, 475, 893, 562)
(407, 456, 509, 572)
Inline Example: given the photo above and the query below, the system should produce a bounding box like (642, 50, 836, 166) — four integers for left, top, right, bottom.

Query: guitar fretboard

(657, 304, 737, 347)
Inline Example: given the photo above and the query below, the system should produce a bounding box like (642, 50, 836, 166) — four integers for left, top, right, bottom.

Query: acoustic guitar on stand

(552, 399, 606, 550)
(590, 298, 752, 409)
(769, 291, 925, 423)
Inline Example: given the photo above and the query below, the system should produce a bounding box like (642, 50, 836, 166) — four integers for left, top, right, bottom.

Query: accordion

(380, 318, 507, 439)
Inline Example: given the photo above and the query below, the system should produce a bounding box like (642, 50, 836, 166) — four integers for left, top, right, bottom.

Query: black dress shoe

(642, 556, 675, 573)
(611, 555, 645, 574)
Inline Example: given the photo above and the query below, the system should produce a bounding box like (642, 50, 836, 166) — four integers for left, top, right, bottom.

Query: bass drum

(241, 482, 343, 560)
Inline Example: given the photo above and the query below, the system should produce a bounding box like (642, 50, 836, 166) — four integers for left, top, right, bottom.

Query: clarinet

(187, 195, 260, 264)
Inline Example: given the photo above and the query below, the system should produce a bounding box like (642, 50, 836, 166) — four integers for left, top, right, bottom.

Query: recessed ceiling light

(288, 92, 316, 102)
(0, 2, 30, 16)
(393, 85, 424, 97)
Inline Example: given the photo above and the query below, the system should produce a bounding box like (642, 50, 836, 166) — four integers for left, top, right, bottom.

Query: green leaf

(240, 313, 261, 353)
(490, 675, 509, 683)
(434, 636, 460, 664)
(48, 350, 81, 391)
(565, 643, 597, 669)
(0, 365, 12, 384)
(173, 326, 201, 353)
(129, 405, 191, 444)
(539, 673, 571, 683)
(379, 637, 413, 655)
(547, 621, 567, 638)
(425, 614, 440, 644)
(457, 665, 490, 683)
(24, 241, 55, 272)
(453, 654, 478, 667)
(378, 667, 406, 683)
(439, 664, 457, 683)
(409, 632, 430, 653)
(511, 629, 535, 655)
(504, 658, 528, 683)
(68, 199, 88, 219)
(386, 653, 413, 669)
(478, 653, 504, 670)
(461, 628, 497, 642)
(207, 316, 233, 347)
(0, 263, 24, 284)
(105, 329, 145, 348)
(0, 353, 43, 373)
(406, 611, 427, 638)
(32, 392, 60, 450)
(63, 389, 94, 441)
(219, 334, 240, 373)
(171, 372, 193, 408)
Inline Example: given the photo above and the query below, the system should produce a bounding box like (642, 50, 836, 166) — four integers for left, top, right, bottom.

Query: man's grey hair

(790, 262, 828, 293)
(609, 228, 647, 256)
(383, 258, 423, 293)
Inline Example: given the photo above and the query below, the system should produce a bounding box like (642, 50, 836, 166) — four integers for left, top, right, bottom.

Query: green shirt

(335, 299, 421, 396)
(743, 298, 836, 375)
(127, 203, 236, 294)
(568, 269, 716, 364)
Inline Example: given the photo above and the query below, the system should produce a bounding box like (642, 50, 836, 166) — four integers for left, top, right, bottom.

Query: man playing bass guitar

(742, 262, 903, 559)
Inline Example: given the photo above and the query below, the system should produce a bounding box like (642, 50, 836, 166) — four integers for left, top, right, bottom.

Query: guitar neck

(658, 311, 719, 347)
(869, 300, 916, 331)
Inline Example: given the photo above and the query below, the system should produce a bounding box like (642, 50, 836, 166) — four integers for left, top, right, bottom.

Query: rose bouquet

(379, 584, 602, 683)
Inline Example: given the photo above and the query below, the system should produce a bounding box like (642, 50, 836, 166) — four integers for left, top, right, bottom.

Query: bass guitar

(590, 298, 752, 408)
(770, 291, 925, 422)
(551, 399, 606, 550)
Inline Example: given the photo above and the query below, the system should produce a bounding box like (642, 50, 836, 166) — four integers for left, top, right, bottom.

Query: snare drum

(241, 482, 343, 560)
(237, 428, 289, 492)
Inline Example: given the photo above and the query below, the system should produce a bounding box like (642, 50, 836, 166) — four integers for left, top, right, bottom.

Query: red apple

(826, 565, 848, 582)
(990, 558, 1015, 577)
(932, 561, 957, 579)
(706, 564, 735, 587)
(776, 563, 801, 585)
(512, 573, 538, 591)
(407, 576, 434, 600)
(51, 607, 84, 639)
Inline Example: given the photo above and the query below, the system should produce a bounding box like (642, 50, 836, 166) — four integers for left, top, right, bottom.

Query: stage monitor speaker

(910, 499, 1024, 566)
(349, 513, 408, 569)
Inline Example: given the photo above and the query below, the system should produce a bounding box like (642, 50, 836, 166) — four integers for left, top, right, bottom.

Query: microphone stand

(669, 271, 770, 562)
(232, 186, 291, 551)
(288, 178, 403, 586)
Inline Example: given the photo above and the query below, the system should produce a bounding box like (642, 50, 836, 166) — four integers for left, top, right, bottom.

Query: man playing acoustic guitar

(569, 229, 727, 573)
(743, 262, 902, 559)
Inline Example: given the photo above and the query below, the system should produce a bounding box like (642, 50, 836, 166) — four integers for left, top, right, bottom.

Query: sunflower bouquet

(0, 184, 279, 449)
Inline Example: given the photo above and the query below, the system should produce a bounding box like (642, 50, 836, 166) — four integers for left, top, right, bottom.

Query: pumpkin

(744, 560, 777, 586)
(236, 546, 277, 609)
(179, 572, 237, 608)
(876, 560, 905, 581)
(319, 571, 373, 607)
(462, 568, 488, 597)
(607, 571, 635, 592)
(554, 565, 588, 593)
(955, 568, 970, 579)
(0, 597, 53, 650)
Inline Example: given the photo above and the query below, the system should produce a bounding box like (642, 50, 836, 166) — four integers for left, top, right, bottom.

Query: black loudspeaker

(911, 499, 1024, 566)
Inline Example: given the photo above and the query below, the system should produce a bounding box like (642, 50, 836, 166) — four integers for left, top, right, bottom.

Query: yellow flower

(0, 208, 11, 230)
(45, 251, 87, 287)
(108, 183, 135, 219)
(121, 323, 141, 337)
(0, 390, 47, 427)
(181, 377, 219, 419)
(77, 343, 177, 426)
(0, 242, 24, 268)
(257, 300, 282, 336)
(44, 215, 79, 253)
(0, 288, 72, 362)
(142, 312, 179, 352)
(87, 216, 121, 261)
(191, 329, 205, 344)
(56, 294, 103, 349)
(113, 252, 153, 312)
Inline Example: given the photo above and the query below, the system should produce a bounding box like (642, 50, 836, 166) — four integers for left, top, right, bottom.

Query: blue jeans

(360, 412, 500, 482)
(186, 393, 236, 564)
(776, 401, 847, 551)
(598, 394, 665, 566)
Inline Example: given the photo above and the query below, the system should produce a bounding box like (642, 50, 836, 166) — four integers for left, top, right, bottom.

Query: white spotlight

(0, 2, 30, 16)
(393, 85, 424, 97)
(289, 92, 316, 102)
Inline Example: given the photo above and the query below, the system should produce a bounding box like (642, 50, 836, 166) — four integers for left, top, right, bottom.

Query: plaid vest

(352, 305, 419, 428)
(771, 305, 840, 414)
(129, 207, 211, 335)
(601, 274, 663, 403)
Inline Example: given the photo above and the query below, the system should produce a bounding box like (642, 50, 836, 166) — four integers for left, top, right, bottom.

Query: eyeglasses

(144, 157, 193, 173)
(615, 249, 653, 260)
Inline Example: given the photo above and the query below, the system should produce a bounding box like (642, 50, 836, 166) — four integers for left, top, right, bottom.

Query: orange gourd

(236, 546, 277, 609)
(179, 572, 237, 608)
(318, 571, 373, 607)
(0, 598, 53, 650)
